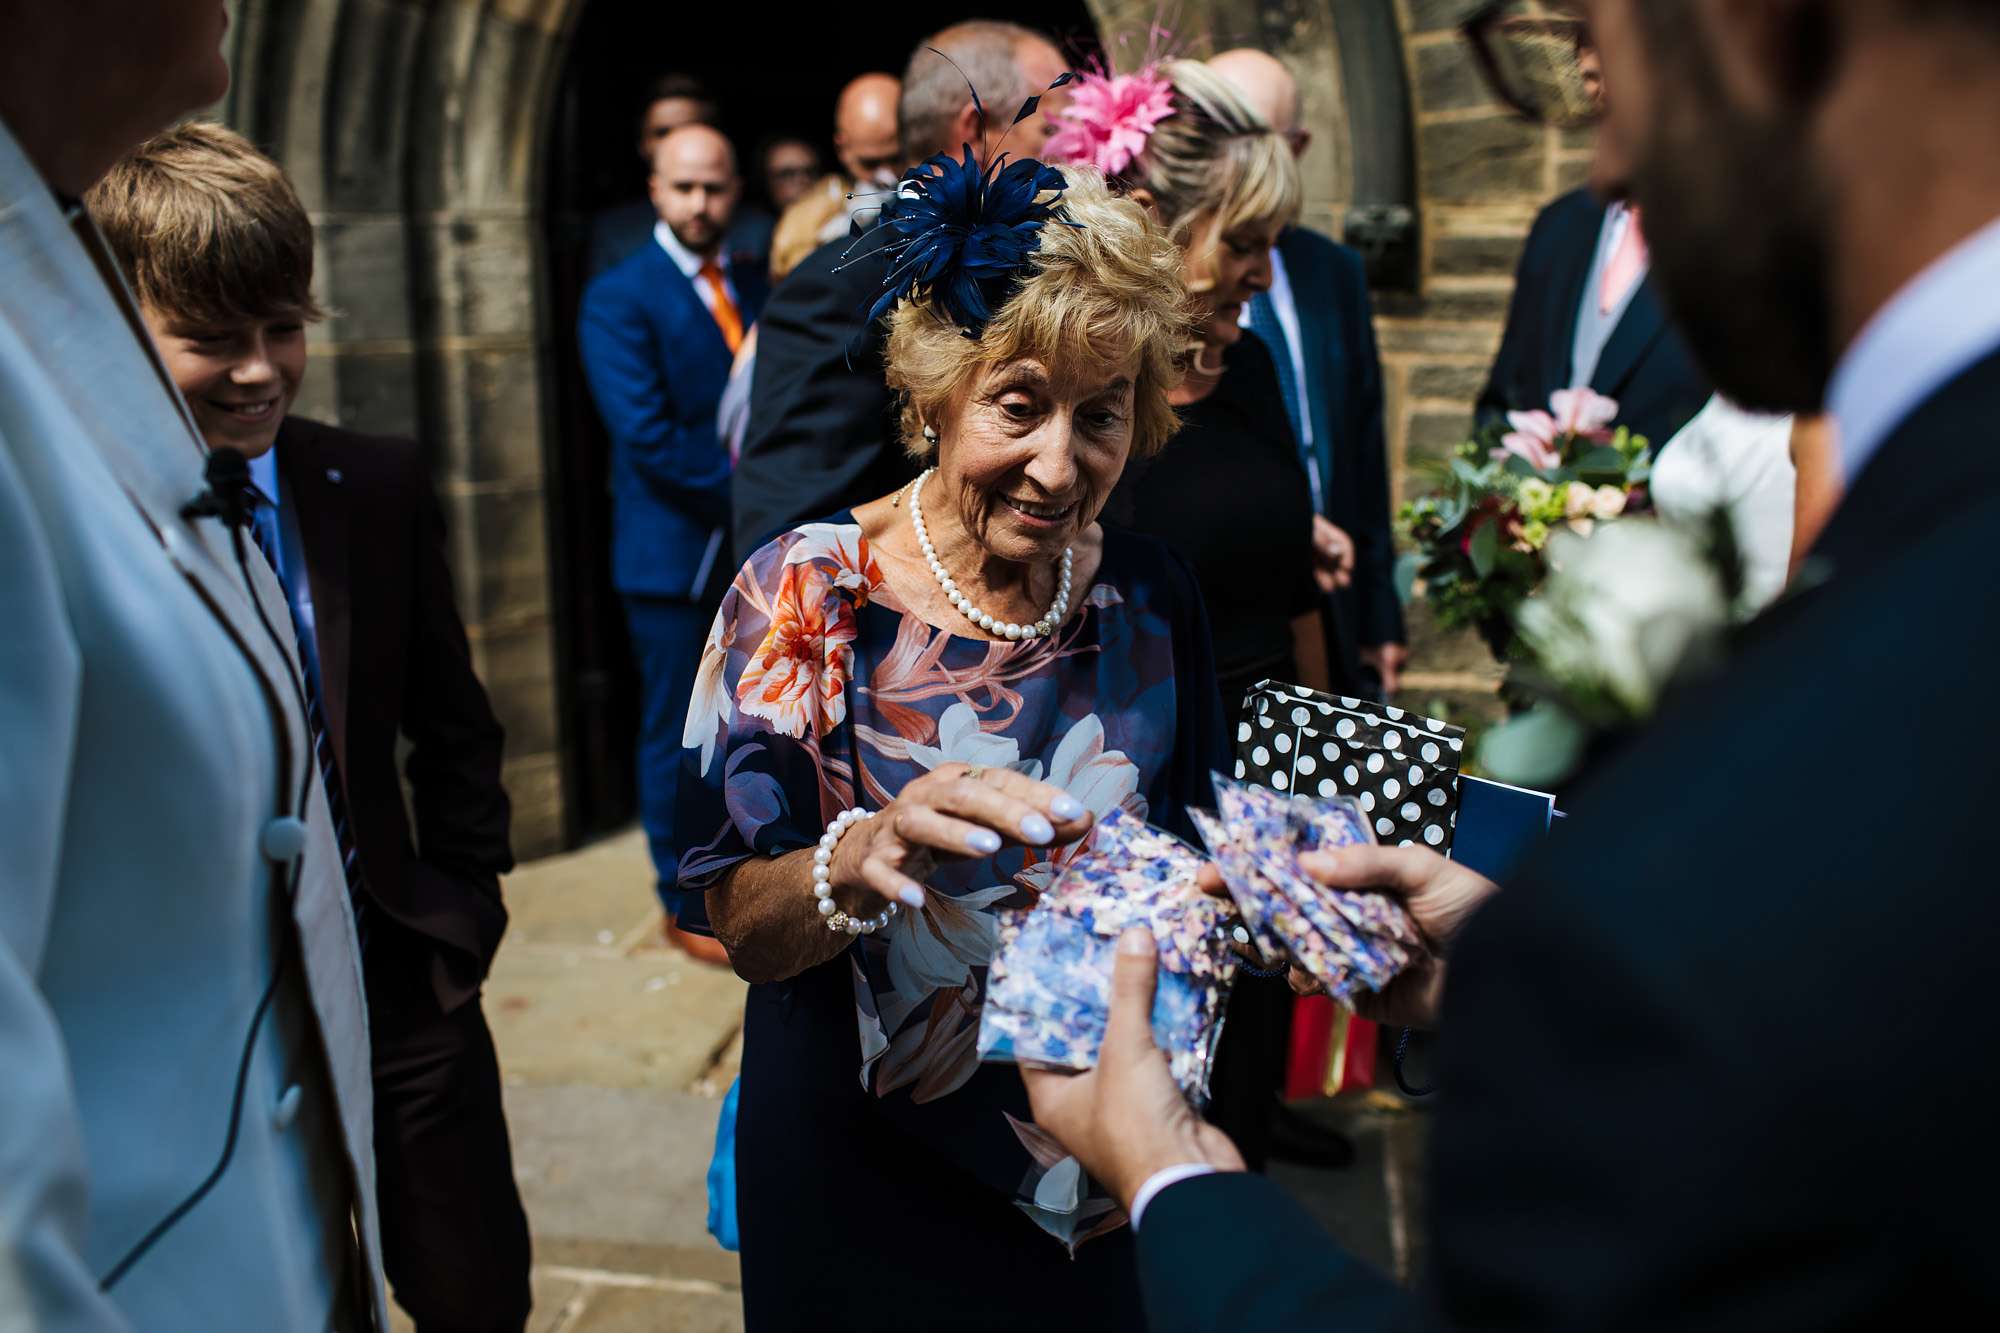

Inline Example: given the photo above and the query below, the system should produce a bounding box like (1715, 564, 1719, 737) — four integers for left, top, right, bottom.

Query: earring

(922, 425, 939, 445)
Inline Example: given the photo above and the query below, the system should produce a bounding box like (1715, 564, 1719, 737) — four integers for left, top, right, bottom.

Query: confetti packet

(978, 809, 1238, 1101)
(1187, 807, 1287, 966)
(979, 906, 1228, 1100)
(1202, 777, 1421, 995)
(1040, 809, 1234, 977)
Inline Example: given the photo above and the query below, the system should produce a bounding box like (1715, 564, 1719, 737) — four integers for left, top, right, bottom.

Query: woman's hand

(1311, 515, 1356, 593)
(827, 764, 1095, 912)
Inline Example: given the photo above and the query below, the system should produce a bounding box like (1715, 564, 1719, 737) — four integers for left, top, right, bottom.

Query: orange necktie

(699, 259, 744, 354)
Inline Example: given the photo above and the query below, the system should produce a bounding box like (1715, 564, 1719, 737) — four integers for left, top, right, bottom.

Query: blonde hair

(769, 176, 849, 281)
(883, 166, 1193, 464)
(86, 120, 325, 326)
(1124, 59, 1302, 292)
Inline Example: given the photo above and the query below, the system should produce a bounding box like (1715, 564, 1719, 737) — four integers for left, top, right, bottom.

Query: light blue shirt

(1826, 213, 2000, 484)
(247, 446, 323, 686)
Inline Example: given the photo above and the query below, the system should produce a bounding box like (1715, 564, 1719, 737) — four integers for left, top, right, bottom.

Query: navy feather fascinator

(846, 67, 1077, 339)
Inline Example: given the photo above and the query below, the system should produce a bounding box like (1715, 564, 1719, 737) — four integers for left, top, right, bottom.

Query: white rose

(1517, 520, 1729, 715)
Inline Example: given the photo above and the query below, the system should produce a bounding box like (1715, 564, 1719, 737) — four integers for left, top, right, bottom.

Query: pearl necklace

(909, 468, 1072, 640)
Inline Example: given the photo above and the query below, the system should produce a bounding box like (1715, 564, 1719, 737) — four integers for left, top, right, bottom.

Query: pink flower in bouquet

(1564, 482, 1596, 519)
(1042, 65, 1177, 178)
(1549, 387, 1620, 441)
(1590, 484, 1630, 520)
(1498, 410, 1563, 472)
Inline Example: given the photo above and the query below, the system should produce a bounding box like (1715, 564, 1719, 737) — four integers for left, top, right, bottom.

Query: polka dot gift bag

(1233, 681, 1467, 852)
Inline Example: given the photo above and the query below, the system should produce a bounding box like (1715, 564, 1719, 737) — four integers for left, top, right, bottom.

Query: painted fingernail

(1049, 794, 1085, 821)
(898, 886, 926, 908)
(968, 829, 1003, 855)
(1020, 813, 1055, 845)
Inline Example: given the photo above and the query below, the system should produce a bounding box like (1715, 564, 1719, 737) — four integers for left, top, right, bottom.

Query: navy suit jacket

(1478, 189, 1713, 452)
(579, 235, 768, 599)
(1267, 226, 1407, 677)
(275, 417, 512, 1009)
(731, 229, 915, 559)
(1134, 349, 2000, 1329)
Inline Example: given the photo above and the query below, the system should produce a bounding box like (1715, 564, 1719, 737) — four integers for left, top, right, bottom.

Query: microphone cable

(99, 450, 320, 1291)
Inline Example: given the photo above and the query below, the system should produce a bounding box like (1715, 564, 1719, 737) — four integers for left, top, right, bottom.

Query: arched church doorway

(539, 4, 1103, 837)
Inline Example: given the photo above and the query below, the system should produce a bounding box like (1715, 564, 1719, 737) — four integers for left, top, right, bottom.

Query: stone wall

(222, 0, 573, 856)
(1378, 0, 1588, 714)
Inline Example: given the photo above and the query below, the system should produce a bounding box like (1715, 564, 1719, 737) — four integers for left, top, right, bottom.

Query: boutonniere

(1478, 510, 1749, 788)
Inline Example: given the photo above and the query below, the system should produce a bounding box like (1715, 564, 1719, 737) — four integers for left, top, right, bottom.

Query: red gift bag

(1284, 995, 1378, 1100)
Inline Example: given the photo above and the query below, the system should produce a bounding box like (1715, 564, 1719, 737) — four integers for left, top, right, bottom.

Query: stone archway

(217, 0, 1577, 852)
(221, 0, 576, 853)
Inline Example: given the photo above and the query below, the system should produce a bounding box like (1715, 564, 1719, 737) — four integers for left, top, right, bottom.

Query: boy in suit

(92, 121, 532, 1333)
(579, 124, 768, 944)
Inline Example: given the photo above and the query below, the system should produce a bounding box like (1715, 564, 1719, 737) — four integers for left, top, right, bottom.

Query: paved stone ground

(388, 829, 1428, 1331)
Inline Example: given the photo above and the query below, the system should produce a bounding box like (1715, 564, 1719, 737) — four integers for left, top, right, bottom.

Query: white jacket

(0, 122, 385, 1330)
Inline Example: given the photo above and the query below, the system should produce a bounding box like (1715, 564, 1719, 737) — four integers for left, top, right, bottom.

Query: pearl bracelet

(812, 806, 897, 936)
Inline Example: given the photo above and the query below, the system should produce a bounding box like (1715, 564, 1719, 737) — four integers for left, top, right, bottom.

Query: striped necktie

(1245, 293, 1323, 512)
(247, 501, 369, 940)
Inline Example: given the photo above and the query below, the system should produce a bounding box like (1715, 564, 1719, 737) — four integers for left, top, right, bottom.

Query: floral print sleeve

(677, 523, 885, 888)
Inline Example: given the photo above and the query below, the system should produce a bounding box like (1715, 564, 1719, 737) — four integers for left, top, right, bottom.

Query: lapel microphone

(180, 446, 262, 528)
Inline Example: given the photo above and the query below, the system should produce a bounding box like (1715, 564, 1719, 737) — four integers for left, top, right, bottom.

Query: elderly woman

(678, 163, 1223, 1328)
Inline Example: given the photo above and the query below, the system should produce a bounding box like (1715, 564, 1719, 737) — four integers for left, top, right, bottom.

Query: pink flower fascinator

(1042, 64, 1177, 179)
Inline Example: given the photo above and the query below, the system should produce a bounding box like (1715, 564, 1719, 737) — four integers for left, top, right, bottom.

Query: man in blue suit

(580, 123, 769, 927)
(1213, 50, 1408, 699)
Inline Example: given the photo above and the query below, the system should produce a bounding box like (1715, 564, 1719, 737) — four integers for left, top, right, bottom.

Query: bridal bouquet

(1398, 388, 1653, 658)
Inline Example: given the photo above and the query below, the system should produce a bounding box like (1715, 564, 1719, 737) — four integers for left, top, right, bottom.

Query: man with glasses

(1022, 1, 2000, 1327)
(1474, 16, 1714, 452)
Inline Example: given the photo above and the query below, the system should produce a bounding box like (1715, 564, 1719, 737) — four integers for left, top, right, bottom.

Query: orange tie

(699, 259, 744, 354)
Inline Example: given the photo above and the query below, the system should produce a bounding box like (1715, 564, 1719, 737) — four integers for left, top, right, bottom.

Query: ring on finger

(964, 764, 985, 782)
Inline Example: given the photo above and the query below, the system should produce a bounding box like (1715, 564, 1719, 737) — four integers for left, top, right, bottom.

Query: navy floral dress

(678, 515, 1225, 1328)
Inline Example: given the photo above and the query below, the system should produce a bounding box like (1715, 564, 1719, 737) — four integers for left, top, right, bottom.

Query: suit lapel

(648, 242, 733, 363)
(1547, 199, 1605, 389)
(1812, 346, 2000, 573)
(1589, 276, 1671, 402)
(276, 421, 353, 770)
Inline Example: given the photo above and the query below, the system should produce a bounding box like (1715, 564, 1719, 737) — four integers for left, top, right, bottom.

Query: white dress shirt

(1826, 213, 2000, 484)
(1129, 1163, 1220, 1230)
(654, 219, 738, 314)
(1651, 397, 1797, 614)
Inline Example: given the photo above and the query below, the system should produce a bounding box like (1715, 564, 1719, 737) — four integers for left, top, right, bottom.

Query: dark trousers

(368, 919, 532, 1333)
(621, 594, 709, 909)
